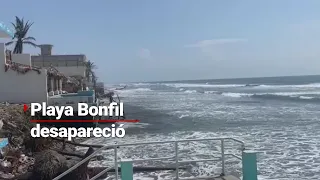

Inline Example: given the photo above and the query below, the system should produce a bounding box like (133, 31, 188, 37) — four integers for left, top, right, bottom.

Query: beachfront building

(0, 22, 97, 113)
(0, 22, 45, 103)
(0, 22, 66, 103)
(31, 45, 88, 92)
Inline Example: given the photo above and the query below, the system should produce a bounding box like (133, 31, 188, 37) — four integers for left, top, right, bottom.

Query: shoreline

(0, 104, 104, 180)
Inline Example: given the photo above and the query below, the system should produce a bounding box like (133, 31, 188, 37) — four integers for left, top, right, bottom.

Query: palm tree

(85, 60, 96, 81)
(5, 16, 38, 54)
(85, 60, 97, 87)
(85, 60, 99, 99)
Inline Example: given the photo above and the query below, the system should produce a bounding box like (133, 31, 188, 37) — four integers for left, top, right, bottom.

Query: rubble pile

(0, 151, 35, 179)
(0, 104, 85, 179)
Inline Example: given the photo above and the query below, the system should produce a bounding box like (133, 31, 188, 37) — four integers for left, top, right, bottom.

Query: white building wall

(0, 43, 48, 103)
(12, 54, 32, 65)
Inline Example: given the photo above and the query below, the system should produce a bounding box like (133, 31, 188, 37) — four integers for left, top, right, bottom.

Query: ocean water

(85, 75, 320, 180)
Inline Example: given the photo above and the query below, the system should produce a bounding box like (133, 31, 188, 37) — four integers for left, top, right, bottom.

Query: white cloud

(137, 48, 151, 59)
(185, 38, 247, 48)
(184, 38, 248, 61)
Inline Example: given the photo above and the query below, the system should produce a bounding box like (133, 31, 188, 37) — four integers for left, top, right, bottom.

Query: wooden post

(242, 151, 258, 180)
(121, 159, 133, 180)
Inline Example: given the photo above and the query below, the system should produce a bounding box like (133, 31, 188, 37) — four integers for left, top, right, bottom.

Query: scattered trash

(0, 152, 35, 179)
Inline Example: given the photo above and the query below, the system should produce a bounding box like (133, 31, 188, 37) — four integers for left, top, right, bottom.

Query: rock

(32, 150, 68, 180)
(0, 172, 14, 179)
(62, 147, 94, 180)
(0, 160, 11, 167)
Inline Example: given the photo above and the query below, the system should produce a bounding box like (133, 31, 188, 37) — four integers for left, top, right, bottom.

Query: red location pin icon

(23, 104, 28, 112)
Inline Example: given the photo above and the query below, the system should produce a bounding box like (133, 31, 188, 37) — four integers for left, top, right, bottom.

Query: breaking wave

(250, 94, 320, 102)
(257, 83, 320, 89)
(184, 90, 198, 94)
(217, 91, 320, 102)
(116, 88, 153, 96)
(164, 83, 244, 88)
(162, 82, 320, 89)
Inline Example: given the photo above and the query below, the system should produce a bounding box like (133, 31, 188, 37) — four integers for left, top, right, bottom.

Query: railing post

(121, 159, 133, 180)
(221, 139, 225, 176)
(175, 141, 179, 179)
(242, 151, 258, 180)
(114, 146, 118, 180)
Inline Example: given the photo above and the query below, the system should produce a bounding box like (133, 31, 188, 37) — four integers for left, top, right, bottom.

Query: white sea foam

(179, 114, 189, 119)
(216, 91, 320, 99)
(81, 124, 320, 179)
(299, 96, 314, 100)
(272, 91, 320, 96)
(119, 122, 150, 129)
(256, 83, 320, 89)
(204, 90, 219, 94)
(131, 83, 152, 86)
(164, 83, 244, 88)
(105, 81, 320, 179)
(117, 88, 152, 95)
(80, 131, 243, 179)
(221, 92, 251, 98)
(164, 82, 320, 89)
(184, 90, 197, 94)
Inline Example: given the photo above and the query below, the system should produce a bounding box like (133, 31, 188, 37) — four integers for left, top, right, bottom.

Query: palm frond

(9, 16, 37, 53)
(23, 36, 36, 41)
(5, 41, 15, 46)
(10, 22, 17, 31)
(23, 41, 38, 48)
(22, 21, 33, 37)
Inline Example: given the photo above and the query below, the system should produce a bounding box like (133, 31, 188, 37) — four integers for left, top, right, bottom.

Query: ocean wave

(222, 92, 251, 98)
(131, 83, 152, 86)
(255, 83, 320, 89)
(204, 91, 220, 94)
(164, 83, 244, 88)
(251, 94, 320, 102)
(184, 90, 198, 94)
(117, 88, 152, 94)
(178, 89, 206, 94)
(217, 91, 320, 102)
(162, 82, 320, 89)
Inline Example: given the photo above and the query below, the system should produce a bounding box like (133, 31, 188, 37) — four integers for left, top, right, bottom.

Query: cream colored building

(31, 45, 87, 78)
(0, 23, 62, 103)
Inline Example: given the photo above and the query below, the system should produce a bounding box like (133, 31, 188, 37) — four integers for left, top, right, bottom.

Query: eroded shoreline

(0, 104, 103, 180)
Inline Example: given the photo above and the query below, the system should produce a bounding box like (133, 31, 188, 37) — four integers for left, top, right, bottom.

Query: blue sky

(1, 0, 320, 83)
